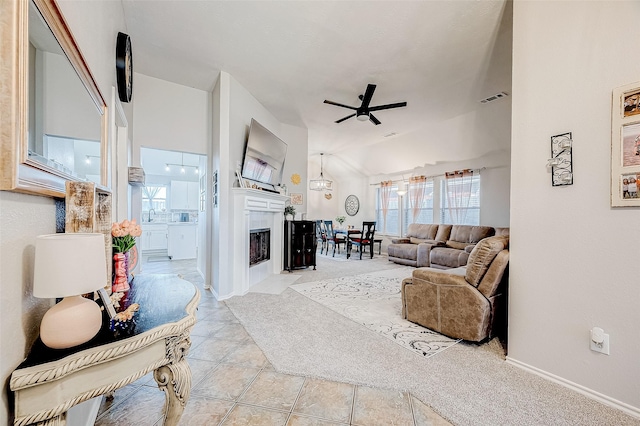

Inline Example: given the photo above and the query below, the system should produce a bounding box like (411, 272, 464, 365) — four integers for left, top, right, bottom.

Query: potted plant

(335, 215, 346, 229)
(284, 205, 296, 221)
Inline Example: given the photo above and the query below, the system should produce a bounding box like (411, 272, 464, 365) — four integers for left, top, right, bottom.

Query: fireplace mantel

(233, 188, 289, 212)
(227, 188, 289, 298)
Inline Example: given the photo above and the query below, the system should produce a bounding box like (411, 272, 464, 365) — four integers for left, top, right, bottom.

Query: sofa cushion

(445, 240, 469, 250)
(388, 243, 418, 260)
(449, 225, 495, 244)
(407, 223, 439, 240)
(435, 224, 452, 242)
(494, 227, 510, 238)
(429, 247, 470, 269)
(465, 236, 508, 287)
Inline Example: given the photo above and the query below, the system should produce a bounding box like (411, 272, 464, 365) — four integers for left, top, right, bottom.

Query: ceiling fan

(324, 84, 407, 125)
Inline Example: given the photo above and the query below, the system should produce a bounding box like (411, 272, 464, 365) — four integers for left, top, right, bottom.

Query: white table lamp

(34, 233, 107, 349)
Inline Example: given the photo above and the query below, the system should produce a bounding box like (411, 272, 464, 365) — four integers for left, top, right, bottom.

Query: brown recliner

(401, 236, 509, 342)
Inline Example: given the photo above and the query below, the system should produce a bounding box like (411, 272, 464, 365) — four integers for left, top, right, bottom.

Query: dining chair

(347, 221, 376, 259)
(315, 220, 326, 254)
(324, 220, 346, 257)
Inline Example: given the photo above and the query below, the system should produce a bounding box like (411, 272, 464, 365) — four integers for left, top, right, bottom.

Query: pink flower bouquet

(111, 219, 142, 253)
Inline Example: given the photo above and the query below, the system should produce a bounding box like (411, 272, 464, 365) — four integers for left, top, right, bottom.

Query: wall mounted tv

(241, 118, 288, 191)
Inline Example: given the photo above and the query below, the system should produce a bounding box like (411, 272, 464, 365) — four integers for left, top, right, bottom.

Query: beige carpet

(225, 255, 639, 425)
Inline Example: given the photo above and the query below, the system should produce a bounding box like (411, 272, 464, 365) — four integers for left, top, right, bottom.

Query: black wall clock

(345, 194, 360, 216)
(116, 32, 133, 103)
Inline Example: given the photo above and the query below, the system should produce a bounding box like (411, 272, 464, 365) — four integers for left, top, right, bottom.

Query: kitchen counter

(167, 222, 197, 226)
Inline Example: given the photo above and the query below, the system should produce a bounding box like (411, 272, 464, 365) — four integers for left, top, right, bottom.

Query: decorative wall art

(612, 81, 640, 206)
(211, 170, 218, 208)
(548, 132, 573, 186)
(290, 173, 301, 185)
(291, 193, 303, 205)
(345, 194, 360, 216)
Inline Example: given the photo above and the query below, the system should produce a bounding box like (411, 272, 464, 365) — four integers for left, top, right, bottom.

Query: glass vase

(112, 252, 130, 293)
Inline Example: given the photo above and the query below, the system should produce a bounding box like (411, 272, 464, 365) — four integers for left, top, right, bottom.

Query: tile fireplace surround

(230, 188, 289, 298)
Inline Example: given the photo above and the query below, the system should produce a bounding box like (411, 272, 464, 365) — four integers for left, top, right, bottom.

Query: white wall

(210, 72, 308, 298)
(0, 193, 57, 424)
(132, 73, 209, 157)
(510, 1, 640, 414)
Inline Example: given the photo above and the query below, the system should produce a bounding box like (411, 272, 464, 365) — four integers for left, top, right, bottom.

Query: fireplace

(214, 189, 287, 300)
(249, 228, 270, 266)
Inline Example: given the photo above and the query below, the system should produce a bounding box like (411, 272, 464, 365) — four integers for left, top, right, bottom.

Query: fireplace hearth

(249, 228, 270, 266)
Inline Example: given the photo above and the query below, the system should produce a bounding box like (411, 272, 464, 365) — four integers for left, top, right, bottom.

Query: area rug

(291, 268, 460, 358)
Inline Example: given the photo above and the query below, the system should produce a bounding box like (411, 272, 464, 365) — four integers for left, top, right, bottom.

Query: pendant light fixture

(165, 153, 199, 175)
(309, 153, 333, 191)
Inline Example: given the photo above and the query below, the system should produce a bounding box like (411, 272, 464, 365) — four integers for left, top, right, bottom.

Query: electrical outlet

(590, 328, 610, 355)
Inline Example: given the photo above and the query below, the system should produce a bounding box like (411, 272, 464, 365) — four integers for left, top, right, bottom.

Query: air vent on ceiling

(480, 92, 508, 104)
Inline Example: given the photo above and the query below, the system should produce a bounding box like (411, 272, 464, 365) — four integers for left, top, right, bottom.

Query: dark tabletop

(17, 274, 196, 369)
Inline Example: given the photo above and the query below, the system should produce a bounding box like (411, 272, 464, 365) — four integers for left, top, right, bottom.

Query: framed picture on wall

(611, 81, 640, 206)
(290, 193, 303, 205)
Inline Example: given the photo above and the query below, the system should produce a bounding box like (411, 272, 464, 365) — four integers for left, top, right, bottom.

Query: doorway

(139, 147, 207, 280)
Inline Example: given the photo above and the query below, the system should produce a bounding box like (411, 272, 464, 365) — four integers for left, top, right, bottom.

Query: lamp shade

(34, 233, 107, 298)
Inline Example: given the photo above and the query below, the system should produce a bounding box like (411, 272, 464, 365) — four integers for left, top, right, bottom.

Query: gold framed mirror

(1, 0, 108, 198)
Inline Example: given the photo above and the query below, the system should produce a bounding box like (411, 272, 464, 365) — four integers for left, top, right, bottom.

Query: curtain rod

(369, 167, 486, 186)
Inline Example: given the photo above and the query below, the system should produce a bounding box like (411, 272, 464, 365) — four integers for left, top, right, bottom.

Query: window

(142, 186, 167, 212)
(440, 174, 480, 225)
(376, 173, 481, 235)
(403, 180, 434, 235)
(376, 184, 400, 236)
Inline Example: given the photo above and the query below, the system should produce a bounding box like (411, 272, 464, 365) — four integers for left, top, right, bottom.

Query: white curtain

(444, 169, 476, 224)
(408, 176, 427, 223)
(379, 181, 393, 233)
(142, 186, 161, 200)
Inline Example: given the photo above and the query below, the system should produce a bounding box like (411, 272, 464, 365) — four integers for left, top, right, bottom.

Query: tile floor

(95, 258, 451, 426)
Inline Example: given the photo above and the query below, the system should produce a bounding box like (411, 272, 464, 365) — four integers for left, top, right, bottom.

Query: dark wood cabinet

(284, 220, 317, 272)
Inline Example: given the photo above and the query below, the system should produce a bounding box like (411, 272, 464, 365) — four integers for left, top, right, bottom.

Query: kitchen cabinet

(170, 181, 199, 210)
(168, 224, 197, 260)
(140, 224, 168, 252)
(283, 220, 316, 272)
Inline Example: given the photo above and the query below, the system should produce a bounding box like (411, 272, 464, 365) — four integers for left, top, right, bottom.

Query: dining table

(334, 228, 382, 256)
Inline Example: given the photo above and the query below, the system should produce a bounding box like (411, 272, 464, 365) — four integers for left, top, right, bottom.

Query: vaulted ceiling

(122, 0, 512, 179)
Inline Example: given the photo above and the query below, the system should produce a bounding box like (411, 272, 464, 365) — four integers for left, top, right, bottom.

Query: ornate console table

(10, 274, 200, 426)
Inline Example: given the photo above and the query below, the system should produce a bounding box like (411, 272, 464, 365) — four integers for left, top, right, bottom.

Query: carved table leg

(153, 360, 192, 426)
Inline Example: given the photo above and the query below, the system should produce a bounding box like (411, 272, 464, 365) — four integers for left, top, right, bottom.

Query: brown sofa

(401, 235, 509, 342)
(387, 223, 509, 269)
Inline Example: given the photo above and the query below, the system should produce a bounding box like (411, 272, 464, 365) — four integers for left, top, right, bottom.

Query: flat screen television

(241, 118, 288, 190)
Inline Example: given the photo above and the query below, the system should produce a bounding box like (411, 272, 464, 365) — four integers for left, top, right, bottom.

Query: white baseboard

(506, 357, 640, 419)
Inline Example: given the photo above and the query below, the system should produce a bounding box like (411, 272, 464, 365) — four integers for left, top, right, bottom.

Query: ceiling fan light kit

(356, 112, 369, 121)
(324, 84, 407, 125)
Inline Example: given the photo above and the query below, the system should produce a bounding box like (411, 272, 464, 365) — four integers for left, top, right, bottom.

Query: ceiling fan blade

(360, 84, 377, 109)
(368, 102, 407, 112)
(324, 100, 357, 110)
(335, 113, 356, 123)
(369, 114, 381, 125)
